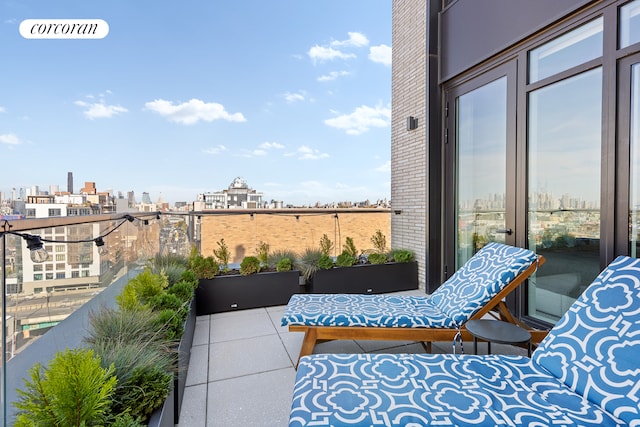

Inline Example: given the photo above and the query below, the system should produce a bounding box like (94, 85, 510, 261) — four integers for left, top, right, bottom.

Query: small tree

(370, 230, 387, 254)
(213, 238, 231, 273)
(319, 234, 334, 257)
(343, 237, 358, 258)
(257, 241, 269, 266)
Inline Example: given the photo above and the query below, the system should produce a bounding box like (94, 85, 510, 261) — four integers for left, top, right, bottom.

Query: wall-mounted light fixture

(394, 210, 403, 215)
(407, 116, 418, 131)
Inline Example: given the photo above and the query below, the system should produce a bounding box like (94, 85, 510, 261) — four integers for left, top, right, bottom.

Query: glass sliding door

(455, 76, 508, 269)
(629, 63, 640, 256)
(527, 68, 603, 323)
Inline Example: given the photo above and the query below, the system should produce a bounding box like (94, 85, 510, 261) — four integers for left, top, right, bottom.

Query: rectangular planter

(196, 270, 303, 315)
(148, 298, 197, 426)
(311, 261, 418, 294)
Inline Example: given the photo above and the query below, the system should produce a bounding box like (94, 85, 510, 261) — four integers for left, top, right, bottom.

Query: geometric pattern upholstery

(288, 255, 640, 426)
(282, 243, 538, 329)
(532, 255, 640, 426)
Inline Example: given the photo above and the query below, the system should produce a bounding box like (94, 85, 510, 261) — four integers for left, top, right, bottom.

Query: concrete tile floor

(177, 291, 529, 426)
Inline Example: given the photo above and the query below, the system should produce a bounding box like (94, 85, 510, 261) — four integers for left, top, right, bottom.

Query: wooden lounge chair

(281, 242, 546, 366)
(288, 255, 640, 426)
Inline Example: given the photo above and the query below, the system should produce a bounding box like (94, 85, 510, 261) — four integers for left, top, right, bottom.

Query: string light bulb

(94, 236, 109, 256)
(24, 234, 48, 263)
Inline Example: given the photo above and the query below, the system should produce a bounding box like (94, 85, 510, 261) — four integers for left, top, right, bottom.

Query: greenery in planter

(213, 238, 231, 273)
(14, 348, 117, 427)
(276, 257, 293, 272)
(343, 237, 358, 258)
(240, 255, 261, 275)
(390, 248, 415, 263)
(371, 229, 387, 254)
(368, 252, 388, 264)
(318, 254, 334, 270)
(257, 241, 270, 267)
(336, 251, 357, 267)
(299, 248, 323, 282)
(147, 253, 189, 285)
(188, 248, 219, 279)
(267, 249, 298, 271)
(319, 233, 334, 256)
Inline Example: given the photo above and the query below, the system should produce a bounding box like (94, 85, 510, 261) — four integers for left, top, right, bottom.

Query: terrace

(0, 212, 530, 426)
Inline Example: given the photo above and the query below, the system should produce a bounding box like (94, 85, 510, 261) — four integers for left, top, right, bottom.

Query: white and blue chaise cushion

(282, 242, 538, 329)
(288, 255, 640, 426)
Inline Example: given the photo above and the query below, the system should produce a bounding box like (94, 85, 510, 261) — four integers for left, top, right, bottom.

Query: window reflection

(456, 77, 507, 269)
(529, 18, 602, 83)
(620, 0, 640, 49)
(528, 68, 602, 323)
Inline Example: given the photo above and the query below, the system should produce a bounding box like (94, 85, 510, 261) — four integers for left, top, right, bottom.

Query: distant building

(199, 177, 264, 209)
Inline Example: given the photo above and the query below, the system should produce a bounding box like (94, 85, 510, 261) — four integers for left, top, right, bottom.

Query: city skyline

(0, 1, 391, 206)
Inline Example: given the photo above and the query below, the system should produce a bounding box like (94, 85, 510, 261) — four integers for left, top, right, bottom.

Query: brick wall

(200, 211, 391, 264)
(391, 0, 428, 289)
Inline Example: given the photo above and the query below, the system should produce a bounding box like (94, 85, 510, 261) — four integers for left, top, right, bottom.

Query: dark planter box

(196, 270, 303, 315)
(311, 261, 418, 294)
(148, 298, 197, 426)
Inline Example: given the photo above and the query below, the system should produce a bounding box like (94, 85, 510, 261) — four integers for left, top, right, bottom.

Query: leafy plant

(167, 279, 196, 305)
(318, 254, 335, 270)
(319, 234, 334, 257)
(299, 248, 323, 282)
(257, 241, 270, 266)
(390, 249, 415, 263)
(116, 269, 168, 310)
(368, 252, 388, 264)
(267, 249, 298, 270)
(371, 230, 387, 254)
(147, 253, 188, 285)
(85, 307, 168, 352)
(343, 237, 358, 258)
(336, 251, 356, 267)
(189, 254, 219, 279)
(14, 348, 117, 427)
(111, 413, 146, 427)
(240, 256, 261, 275)
(276, 257, 293, 272)
(213, 238, 231, 272)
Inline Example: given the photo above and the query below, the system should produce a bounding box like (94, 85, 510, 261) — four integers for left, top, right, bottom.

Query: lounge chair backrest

(429, 242, 538, 326)
(532, 255, 640, 425)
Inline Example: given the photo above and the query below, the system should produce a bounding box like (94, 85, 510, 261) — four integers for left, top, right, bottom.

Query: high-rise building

(67, 172, 73, 193)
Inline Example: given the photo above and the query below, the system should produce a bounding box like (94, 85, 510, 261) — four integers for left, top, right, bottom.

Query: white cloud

(369, 44, 392, 66)
(308, 45, 355, 63)
(324, 104, 391, 135)
(203, 145, 228, 155)
(283, 92, 305, 103)
(0, 133, 20, 145)
(331, 32, 369, 48)
(297, 145, 329, 160)
(317, 70, 351, 82)
(0, 106, 6, 113)
(259, 142, 285, 150)
(74, 100, 128, 119)
(145, 98, 246, 125)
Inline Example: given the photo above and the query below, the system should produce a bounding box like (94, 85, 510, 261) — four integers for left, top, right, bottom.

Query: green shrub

(111, 413, 146, 427)
(85, 307, 165, 350)
(149, 292, 183, 313)
(147, 253, 188, 286)
(336, 251, 356, 267)
(370, 230, 387, 254)
(267, 249, 298, 270)
(188, 254, 219, 279)
(213, 238, 231, 272)
(299, 248, 323, 282)
(368, 252, 388, 264)
(318, 254, 334, 270)
(117, 270, 167, 310)
(154, 308, 185, 341)
(257, 241, 270, 266)
(240, 256, 261, 275)
(343, 237, 358, 258)
(276, 257, 292, 272)
(14, 348, 117, 427)
(391, 249, 415, 263)
(319, 234, 334, 257)
(167, 280, 196, 304)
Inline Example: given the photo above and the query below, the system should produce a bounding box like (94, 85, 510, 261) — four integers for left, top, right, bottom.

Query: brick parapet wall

(200, 211, 391, 264)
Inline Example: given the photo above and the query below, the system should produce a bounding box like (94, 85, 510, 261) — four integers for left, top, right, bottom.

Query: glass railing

(0, 208, 391, 425)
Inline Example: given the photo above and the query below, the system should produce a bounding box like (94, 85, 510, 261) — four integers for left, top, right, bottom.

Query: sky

(0, 1, 392, 206)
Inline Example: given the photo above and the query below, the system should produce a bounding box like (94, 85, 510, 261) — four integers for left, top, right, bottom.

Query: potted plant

(195, 240, 302, 315)
(309, 231, 418, 294)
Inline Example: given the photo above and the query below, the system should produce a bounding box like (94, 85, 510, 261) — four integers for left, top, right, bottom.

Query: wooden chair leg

(296, 328, 317, 368)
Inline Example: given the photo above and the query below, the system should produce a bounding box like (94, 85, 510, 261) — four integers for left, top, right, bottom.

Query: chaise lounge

(282, 242, 546, 366)
(288, 255, 640, 426)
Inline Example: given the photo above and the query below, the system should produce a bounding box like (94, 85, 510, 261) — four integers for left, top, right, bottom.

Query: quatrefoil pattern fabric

(288, 255, 640, 426)
(532, 255, 640, 426)
(290, 353, 622, 426)
(282, 243, 537, 328)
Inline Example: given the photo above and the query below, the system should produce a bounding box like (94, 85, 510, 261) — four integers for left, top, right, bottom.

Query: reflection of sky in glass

(529, 68, 602, 206)
(529, 18, 602, 83)
(631, 64, 640, 256)
(457, 77, 506, 206)
(621, 0, 640, 49)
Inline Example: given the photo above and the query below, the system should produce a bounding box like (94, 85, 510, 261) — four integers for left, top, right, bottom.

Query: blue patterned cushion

(429, 242, 538, 326)
(282, 294, 452, 328)
(290, 353, 623, 426)
(532, 255, 640, 425)
(282, 243, 537, 329)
